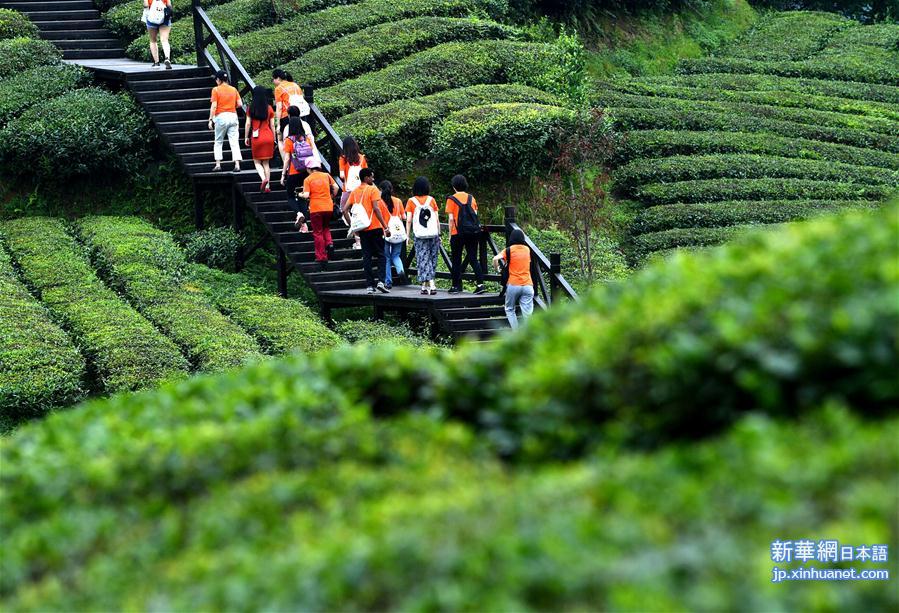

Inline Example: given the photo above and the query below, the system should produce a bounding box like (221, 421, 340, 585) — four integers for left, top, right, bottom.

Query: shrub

(272, 0, 364, 19)
(104, 0, 233, 41)
(634, 177, 895, 206)
(77, 216, 263, 372)
(604, 79, 899, 121)
(0, 8, 38, 40)
(723, 10, 851, 61)
(524, 225, 629, 290)
(334, 84, 558, 176)
(632, 199, 883, 234)
(614, 154, 898, 195)
(265, 17, 516, 89)
(677, 55, 899, 86)
(127, 0, 277, 60)
(616, 129, 899, 170)
(642, 72, 899, 104)
(0, 245, 85, 429)
(431, 103, 577, 179)
(0, 218, 189, 393)
(0, 65, 91, 127)
(181, 226, 242, 270)
(609, 107, 898, 153)
(317, 40, 560, 117)
(188, 264, 343, 355)
(598, 90, 898, 137)
(629, 224, 766, 259)
(0, 89, 150, 181)
(0, 38, 61, 80)
(230, 0, 509, 75)
(336, 319, 433, 347)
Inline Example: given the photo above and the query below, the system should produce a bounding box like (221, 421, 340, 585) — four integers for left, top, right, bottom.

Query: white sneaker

(352, 242, 362, 250)
(366, 286, 375, 294)
(377, 282, 390, 294)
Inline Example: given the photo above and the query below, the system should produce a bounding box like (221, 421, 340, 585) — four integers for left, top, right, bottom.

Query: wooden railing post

(232, 184, 244, 271)
(504, 206, 516, 242)
(550, 252, 561, 304)
(192, 0, 204, 68)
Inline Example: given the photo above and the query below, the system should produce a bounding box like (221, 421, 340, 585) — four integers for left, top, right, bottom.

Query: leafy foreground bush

(432, 102, 578, 179)
(334, 84, 557, 176)
(0, 65, 91, 128)
(0, 37, 61, 80)
(77, 216, 263, 371)
(0, 8, 38, 40)
(0, 246, 85, 430)
(336, 318, 433, 347)
(1, 206, 897, 610)
(0, 89, 150, 181)
(188, 264, 342, 355)
(0, 218, 189, 394)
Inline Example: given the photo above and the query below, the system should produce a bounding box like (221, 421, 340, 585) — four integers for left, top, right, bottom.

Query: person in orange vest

(297, 158, 338, 268)
(493, 228, 534, 329)
(343, 168, 391, 294)
(207, 70, 243, 172)
(272, 69, 305, 145)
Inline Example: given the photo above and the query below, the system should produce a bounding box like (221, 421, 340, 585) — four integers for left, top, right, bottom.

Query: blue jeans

(384, 241, 405, 286)
(504, 284, 534, 329)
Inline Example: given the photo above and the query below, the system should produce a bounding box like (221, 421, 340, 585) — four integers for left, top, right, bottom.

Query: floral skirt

(414, 236, 439, 282)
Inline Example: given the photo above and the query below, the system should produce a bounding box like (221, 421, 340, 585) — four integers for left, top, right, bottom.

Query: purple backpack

(289, 135, 314, 172)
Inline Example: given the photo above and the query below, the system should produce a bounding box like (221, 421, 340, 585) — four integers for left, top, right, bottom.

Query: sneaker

(211, 164, 222, 172)
(352, 242, 362, 250)
(474, 284, 487, 295)
(429, 288, 437, 295)
(326, 243, 335, 254)
(164, 59, 172, 70)
(448, 287, 462, 294)
(151, 62, 160, 68)
(385, 282, 392, 290)
(376, 282, 390, 294)
(366, 286, 375, 294)
(421, 287, 428, 295)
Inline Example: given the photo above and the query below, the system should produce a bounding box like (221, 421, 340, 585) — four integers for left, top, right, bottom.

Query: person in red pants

(298, 159, 338, 268)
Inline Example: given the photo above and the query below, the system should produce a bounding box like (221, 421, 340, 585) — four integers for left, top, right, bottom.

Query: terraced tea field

(597, 11, 898, 260)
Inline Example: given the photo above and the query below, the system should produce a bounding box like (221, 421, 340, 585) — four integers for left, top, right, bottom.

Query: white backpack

(145, 0, 167, 25)
(385, 203, 407, 244)
(411, 196, 439, 239)
(287, 85, 310, 117)
(347, 189, 371, 235)
(344, 163, 363, 193)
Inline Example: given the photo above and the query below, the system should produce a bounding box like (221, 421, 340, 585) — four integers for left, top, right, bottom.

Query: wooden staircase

(3, 0, 576, 342)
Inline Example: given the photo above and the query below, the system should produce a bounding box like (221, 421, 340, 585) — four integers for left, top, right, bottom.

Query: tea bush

(0, 8, 37, 40)
(0, 246, 85, 429)
(77, 216, 263, 371)
(431, 102, 577, 179)
(0, 38, 61, 80)
(181, 226, 242, 270)
(0, 89, 150, 181)
(336, 319, 433, 347)
(317, 40, 560, 117)
(0, 218, 189, 393)
(334, 84, 558, 175)
(0, 65, 91, 127)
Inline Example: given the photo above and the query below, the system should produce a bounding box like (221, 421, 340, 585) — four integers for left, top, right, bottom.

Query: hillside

(598, 11, 898, 260)
(2, 204, 896, 610)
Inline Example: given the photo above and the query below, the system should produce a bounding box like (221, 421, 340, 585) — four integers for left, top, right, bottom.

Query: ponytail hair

(379, 180, 394, 212)
(287, 116, 303, 138)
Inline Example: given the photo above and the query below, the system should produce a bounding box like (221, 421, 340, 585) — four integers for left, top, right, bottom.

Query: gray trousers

(504, 284, 534, 329)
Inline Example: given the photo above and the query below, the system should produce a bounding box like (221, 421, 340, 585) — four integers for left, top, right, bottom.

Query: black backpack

(499, 245, 511, 297)
(451, 195, 481, 236)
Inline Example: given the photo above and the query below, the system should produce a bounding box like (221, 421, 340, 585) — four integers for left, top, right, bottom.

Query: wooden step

(310, 279, 370, 291)
(142, 97, 210, 112)
(298, 259, 364, 273)
(129, 77, 214, 92)
(441, 306, 507, 319)
(445, 317, 509, 332)
(63, 48, 126, 59)
(2, 0, 93, 9)
(42, 28, 108, 39)
(134, 87, 212, 103)
(126, 67, 211, 81)
(32, 19, 103, 30)
(53, 39, 122, 50)
(304, 269, 367, 283)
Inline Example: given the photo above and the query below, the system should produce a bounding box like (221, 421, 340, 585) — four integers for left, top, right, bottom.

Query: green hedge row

(334, 84, 557, 176)
(230, 0, 507, 75)
(616, 129, 899, 170)
(0, 38, 61, 80)
(76, 217, 263, 372)
(609, 107, 898, 154)
(188, 264, 342, 355)
(631, 199, 882, 234)
(825, 21, 899, 50)
(264, 17, 515, 89)
(432, 102, 577, 179)
(0, 8, 38, 40)
(1, 206, 895, 610)
(634, 178, 895, 207)
(0, 218, 189, 393)
(0, 245, 85, 429)
(603, 79, 899, 121)
(614, 154, 898, 195)
(0, 65, 91, 127)
(599, 91, 898, 138)
(0, 89, 150, 181)
(336, 319, 433, 347)
(641, 72, 899, 105)
(677, 55, 899, 86)
(127, 0, 277, 61)
(724, 10, 851, 62)
(317, 40, 559, 117)
(629, 224, 768, 260)
(272, 0, 364, 20)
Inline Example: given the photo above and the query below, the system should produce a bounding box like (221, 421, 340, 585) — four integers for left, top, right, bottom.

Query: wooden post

(193, 182, 204, 230)
(192, 0, 204, 68)
(277, 248, 288, 298)
(374, 304, 385, 320)
(504, 206, 516, 241)
(550, 252, 562, 305)
(232, 185, 244, 271)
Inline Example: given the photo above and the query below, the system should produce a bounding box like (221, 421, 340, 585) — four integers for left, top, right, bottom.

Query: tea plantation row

(598, 11, 898, 259)
(1, 205, 896, 610)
